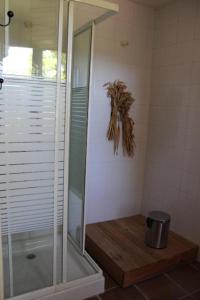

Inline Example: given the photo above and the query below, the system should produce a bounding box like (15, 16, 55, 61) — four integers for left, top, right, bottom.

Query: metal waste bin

(145, 211, 171, 249)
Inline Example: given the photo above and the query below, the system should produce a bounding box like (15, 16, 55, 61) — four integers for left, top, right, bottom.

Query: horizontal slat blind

(69, 86, 88, 196)
(0, 75, 66, 235)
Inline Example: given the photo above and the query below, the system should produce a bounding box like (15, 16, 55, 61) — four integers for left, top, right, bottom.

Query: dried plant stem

(104, 80, 135, 157)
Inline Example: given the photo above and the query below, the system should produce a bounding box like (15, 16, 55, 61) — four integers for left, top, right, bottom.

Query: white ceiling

(130, 0, 174, 8)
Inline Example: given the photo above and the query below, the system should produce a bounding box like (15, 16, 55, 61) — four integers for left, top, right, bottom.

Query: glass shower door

(68, 25, 92, 250)
(66, 0, 118, 254)
(0, 0, 64, 297)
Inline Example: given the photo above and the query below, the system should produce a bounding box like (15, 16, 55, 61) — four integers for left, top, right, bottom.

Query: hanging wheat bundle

(104, 80, 136, 157)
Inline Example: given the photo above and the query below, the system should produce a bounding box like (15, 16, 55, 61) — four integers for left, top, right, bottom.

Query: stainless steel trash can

(145, 211, 171, 249)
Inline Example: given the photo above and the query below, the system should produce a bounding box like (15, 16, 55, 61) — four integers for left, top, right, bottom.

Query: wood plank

(86, 215, 198, 287)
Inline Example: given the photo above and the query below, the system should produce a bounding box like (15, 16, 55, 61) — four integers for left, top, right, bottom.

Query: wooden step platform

(86, 215, 199, 288)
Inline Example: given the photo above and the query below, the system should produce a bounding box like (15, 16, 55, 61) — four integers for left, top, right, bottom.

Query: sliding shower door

(66, 0, 118, 255)
(68, 25, 92, 250)
(0, 0, 65, 297)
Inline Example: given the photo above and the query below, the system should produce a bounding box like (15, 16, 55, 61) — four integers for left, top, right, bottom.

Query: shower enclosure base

(3, 234, 104, 300)
(9, 267, 104, 300)
(38, 273, 104, 300)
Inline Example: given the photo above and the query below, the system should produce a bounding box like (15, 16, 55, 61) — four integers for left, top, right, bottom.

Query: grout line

(165, 271, 200, 300)
(191, 264, 199, 271)
(190, 262, 200, 272)
(164, 273, 189, 296)
(134, 284, 150, 300)
(178, 287, 200, 300)
(178, 295, 194, 300)
(105, 285, 118, 292)
(190, 287, 200, 297)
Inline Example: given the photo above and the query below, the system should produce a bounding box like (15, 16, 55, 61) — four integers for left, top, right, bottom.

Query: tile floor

(86, 262, 200, 300)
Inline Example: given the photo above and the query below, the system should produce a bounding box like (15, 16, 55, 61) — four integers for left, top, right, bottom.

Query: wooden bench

(86, 215, 199, 287)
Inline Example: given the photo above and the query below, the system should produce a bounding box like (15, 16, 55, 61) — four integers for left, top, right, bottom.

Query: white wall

(86, 0, 154, 223)
(142, 0, 200, 249)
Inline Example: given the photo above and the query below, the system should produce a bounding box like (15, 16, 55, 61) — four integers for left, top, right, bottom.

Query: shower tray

(3, 234, 104, 300)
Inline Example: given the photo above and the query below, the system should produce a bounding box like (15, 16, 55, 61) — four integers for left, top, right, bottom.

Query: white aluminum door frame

(69, 0, 118, 15)
(0, 214, 4, 300)
(63, 0, 118, 258)
(67, 21, 93, 255)
(53, 0, 64, 286)
(0, 0, 119, 298)
(82, 20, 95, 254)
(62, 0, 74, 283)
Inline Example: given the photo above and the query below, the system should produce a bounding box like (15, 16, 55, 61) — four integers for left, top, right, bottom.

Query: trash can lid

(148, 211, 171, 223)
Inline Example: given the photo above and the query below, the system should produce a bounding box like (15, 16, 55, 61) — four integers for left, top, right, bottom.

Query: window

(3, 47, 66, 80)
(3, 47, 33, 76)
(42, 50, 66, 80)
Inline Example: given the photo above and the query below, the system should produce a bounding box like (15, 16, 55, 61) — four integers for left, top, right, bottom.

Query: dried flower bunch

(104, 80, 135, 157)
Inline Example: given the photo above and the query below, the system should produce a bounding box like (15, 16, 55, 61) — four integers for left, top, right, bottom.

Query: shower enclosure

(0, 0, 118, 299)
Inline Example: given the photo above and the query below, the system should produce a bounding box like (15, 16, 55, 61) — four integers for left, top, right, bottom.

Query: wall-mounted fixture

(0, 11, 14, 27)
(120, 41, 129, 47)
(24, 20, 33, 29)
(0, 78, 4, 90)
(0, 11, 14, 89)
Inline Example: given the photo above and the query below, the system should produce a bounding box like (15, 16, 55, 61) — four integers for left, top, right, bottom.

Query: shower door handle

(0, 78, 4, 90)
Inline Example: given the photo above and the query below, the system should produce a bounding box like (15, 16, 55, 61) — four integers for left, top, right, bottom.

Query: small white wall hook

(120, 41, 129, 47)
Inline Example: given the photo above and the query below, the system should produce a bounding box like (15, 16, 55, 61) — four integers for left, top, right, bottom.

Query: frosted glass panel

(0, 0, 65, 297)
(68, 27, 92, 248)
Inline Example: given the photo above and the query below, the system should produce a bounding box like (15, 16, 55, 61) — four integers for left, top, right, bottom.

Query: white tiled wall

(142, 0, 200, 249)
(86, 0, 154, 223)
